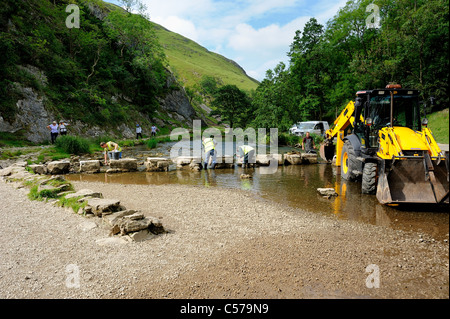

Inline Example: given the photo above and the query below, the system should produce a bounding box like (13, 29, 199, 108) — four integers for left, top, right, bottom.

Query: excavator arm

(323, 100, 364, 166)
(325, 101, 357, 139)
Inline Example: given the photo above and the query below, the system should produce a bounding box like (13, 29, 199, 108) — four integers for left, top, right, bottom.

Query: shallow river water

(66, 145, 449, 242)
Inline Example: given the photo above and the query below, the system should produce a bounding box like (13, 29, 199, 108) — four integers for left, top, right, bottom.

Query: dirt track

(1, 178, 448, 299)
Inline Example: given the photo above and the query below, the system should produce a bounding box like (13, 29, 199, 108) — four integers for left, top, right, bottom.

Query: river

(66, 140, 449, 242)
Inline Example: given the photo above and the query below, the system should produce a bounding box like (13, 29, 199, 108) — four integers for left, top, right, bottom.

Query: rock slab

(79, 160, 101, 173)
(317, 188, 338, 197)
(145, 157, 171, 172)
(47, 161, 70, 175)
(86, 198, 121, 216)
(109, 158, 137, 172)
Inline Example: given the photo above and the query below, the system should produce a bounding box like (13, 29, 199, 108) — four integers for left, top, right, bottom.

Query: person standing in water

(302, 132, 316, 153)
(202, 135, 217, 170)
(237, 144, 255, 169)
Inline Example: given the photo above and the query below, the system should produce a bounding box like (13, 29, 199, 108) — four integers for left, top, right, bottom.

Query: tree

(252, 62, 295, 130)
(199, 75, 222, 103)
(250, 0, 449, 128)
(211, 85, 252, 128)
(117, 0, 148, 16)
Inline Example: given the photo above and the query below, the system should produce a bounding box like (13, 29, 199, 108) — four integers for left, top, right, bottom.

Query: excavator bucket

(320, 142, 335, 162)
(377, 152, 449, 205)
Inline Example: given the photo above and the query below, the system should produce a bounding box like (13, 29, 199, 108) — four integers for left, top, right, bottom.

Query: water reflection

(67, 163, 449, 240)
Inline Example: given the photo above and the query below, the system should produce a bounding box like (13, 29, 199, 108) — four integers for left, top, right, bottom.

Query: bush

(55, 135, 90, 155)
(146, 139, 157, 149)
(311, 133, 324, 146)
(277, 133, 301, 146)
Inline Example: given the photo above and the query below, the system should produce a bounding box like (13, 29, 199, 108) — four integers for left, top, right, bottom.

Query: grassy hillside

(153, 23, 259, 93)
(428, 108, 449, 144)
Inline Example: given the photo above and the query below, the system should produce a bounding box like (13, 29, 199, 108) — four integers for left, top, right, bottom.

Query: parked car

(292, 121, 329, 137)
(289, 122, 302, 135)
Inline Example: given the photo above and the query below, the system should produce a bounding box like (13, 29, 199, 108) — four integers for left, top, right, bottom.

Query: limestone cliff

(0, 66, 198, 143)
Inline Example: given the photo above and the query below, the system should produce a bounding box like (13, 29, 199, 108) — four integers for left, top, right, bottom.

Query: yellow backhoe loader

(321, 84, 449, 205)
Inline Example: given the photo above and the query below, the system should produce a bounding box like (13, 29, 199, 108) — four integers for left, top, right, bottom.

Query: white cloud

(228, 16, 311, 54)
(225, 16, 312, 79)
(153, 15, 200, 42)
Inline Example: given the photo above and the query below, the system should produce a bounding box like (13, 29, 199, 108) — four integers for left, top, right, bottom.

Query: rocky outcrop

(158, 73, 197, 127)
(0, 83, 54, 144)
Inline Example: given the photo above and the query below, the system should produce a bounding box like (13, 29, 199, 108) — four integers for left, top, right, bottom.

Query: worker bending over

(202, 136, 217, 169)
(237, 144, 255, 169)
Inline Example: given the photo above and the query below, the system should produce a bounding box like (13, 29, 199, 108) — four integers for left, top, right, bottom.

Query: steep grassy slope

(153, 23, 259, 92)
(428, 108, 449, 144)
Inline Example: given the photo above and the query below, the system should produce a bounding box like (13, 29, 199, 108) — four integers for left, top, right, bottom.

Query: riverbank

(0, 177, 448, 299)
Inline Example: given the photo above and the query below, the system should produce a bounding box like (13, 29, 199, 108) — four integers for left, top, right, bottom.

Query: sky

(107, 0, 348, 81)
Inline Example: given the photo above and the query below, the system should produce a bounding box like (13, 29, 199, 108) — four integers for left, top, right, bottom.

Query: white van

(292, 121, 329, 137)
(289, 122, 302, 135)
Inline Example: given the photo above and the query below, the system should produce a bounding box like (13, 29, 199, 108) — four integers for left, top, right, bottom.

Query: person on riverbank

(136, 124, 142, 139)
(59, 120, 69, 136)
(100, 141, 122, 165)
(151, 125, 159, 137)
(47, 121, 59, 144)
(237, 144, 255, 169)
(302, 132, 316, 153)
(202, 135, 217, 170)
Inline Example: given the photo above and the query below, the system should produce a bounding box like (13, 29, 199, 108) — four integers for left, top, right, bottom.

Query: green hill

(428, 108, 449, 144)
(153, 23, 259, 93)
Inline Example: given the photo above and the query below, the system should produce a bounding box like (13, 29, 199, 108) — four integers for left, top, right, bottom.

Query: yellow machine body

(323, 86, 449, 205)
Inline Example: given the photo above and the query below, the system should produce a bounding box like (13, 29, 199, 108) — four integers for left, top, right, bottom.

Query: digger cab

(352, 85, 422, 155)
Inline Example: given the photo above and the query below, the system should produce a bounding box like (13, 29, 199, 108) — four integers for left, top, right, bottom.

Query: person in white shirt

(59, 120, 69, 136)
(151, 125, 159, 137)
(47, 121, 59, 144)
(136, 124, 142, 139)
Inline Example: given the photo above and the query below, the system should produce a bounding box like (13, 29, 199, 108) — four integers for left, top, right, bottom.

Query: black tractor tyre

(340, 140, 359, 181)
(362, 162, 378, 194)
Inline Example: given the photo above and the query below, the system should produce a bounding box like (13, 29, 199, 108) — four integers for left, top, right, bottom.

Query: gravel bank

(0, 179, 448, 299)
